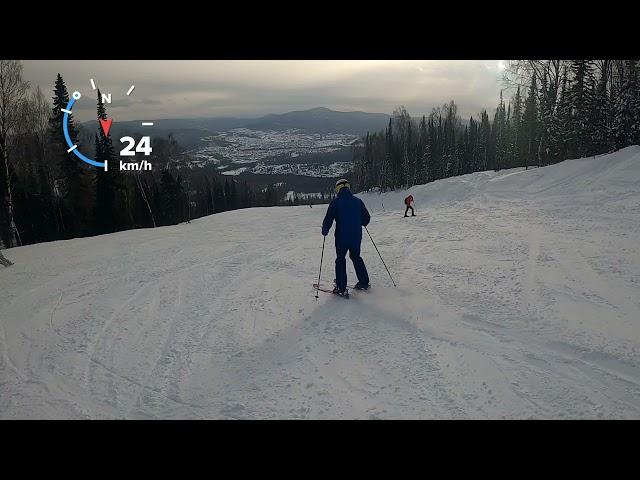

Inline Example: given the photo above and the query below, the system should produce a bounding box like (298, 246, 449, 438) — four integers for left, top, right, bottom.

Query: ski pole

(364, 226, 396, 287)
(315, 236, 326, 299)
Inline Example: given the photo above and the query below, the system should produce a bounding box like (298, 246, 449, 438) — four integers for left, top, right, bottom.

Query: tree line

(0, 61, 320, 249)
(351, 60, 640, 192)
(5, 60, 638, 250)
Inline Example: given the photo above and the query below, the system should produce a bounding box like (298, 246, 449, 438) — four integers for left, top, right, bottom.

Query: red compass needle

(99, 118, 113, 137)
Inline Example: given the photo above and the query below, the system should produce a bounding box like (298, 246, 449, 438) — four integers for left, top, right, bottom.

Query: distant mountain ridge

(79, 107, 392, 150)
(245, 107, 391, 134)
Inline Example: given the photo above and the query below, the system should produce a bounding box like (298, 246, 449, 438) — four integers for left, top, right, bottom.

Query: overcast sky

(22, 60, 507, 122)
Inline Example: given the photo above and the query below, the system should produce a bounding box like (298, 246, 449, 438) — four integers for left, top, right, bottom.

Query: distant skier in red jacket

(404, 195, 415, 217)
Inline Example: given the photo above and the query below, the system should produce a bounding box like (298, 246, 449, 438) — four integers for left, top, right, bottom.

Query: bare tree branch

(0, 60, 30, 246)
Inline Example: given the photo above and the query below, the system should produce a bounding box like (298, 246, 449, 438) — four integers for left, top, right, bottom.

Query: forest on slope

(351, 60, 640, 192)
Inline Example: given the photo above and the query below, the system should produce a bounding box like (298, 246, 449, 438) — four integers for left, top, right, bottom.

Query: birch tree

(0, 60, 30, 246)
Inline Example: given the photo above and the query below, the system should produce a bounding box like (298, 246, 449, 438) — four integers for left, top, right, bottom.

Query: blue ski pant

(335, 241, 369, 290)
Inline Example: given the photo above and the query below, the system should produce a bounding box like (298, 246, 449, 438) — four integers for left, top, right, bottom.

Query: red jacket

(404, 195, 413, 206)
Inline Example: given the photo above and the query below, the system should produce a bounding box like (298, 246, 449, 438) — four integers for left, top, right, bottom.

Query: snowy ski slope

(1, 147, 639, 418)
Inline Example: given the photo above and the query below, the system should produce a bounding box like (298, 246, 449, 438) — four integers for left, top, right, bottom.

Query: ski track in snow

(1, 147, 640, 418)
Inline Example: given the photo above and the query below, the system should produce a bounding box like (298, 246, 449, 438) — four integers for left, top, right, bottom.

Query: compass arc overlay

(63, 96, 105, 169)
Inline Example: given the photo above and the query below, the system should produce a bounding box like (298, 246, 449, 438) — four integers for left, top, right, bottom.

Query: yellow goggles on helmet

(335, 181, 350, 194)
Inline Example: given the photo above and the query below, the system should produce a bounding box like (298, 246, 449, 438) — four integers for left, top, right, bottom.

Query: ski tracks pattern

(2, 150, 640, 418)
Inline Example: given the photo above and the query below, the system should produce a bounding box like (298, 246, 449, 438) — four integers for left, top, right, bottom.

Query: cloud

(22, 60, 505, 121)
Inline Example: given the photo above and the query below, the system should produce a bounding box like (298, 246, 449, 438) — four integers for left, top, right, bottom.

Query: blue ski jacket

(322, 188, 371, 246)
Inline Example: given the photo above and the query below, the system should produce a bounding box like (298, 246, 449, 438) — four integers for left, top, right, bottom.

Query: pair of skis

(312, 283, 369, 299)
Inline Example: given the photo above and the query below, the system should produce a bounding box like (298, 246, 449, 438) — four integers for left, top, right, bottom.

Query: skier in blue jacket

(322, 179, 371, 295)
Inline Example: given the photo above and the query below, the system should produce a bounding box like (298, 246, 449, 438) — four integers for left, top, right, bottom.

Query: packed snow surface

(2, 147, 640, 419)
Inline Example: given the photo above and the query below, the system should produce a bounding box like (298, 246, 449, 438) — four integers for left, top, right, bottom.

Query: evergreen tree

(213, 177, 225, 212)
(352, 138, 366, 191)
(381, 119, 393, 192)
(492, 91, 507, 170)
(203, 176, 213, 215)
(392, 107, 411, 188)
(468, 116, 479, 173)
(567, 60, 596, 158)
(613, 60, 640, 149)
(48, 74, 93, 237)
(592, 61, 614, 155)
(510, 87, 523, 168)
(436, 112, 445, 179)
(416, 116, 429, 184)
(503, 102, 513, 169)
(159, 167, 176, 224)
(229, 178, 238, 210)
(522, 75, 539, 169)
(549, 68, 571, 164)
(240, 180, 251, 208)
(158, 167, 186, 225)
(264, 183, 278, 206)
(347, 60, 639, 196)
(365, 133, 375, 191)
(224, 178, 231, 210)
(537, 72, 553, 166)
(93, 89, 128, 233)
(478, 110, 491, 171)
(405, 120, 415, 186)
